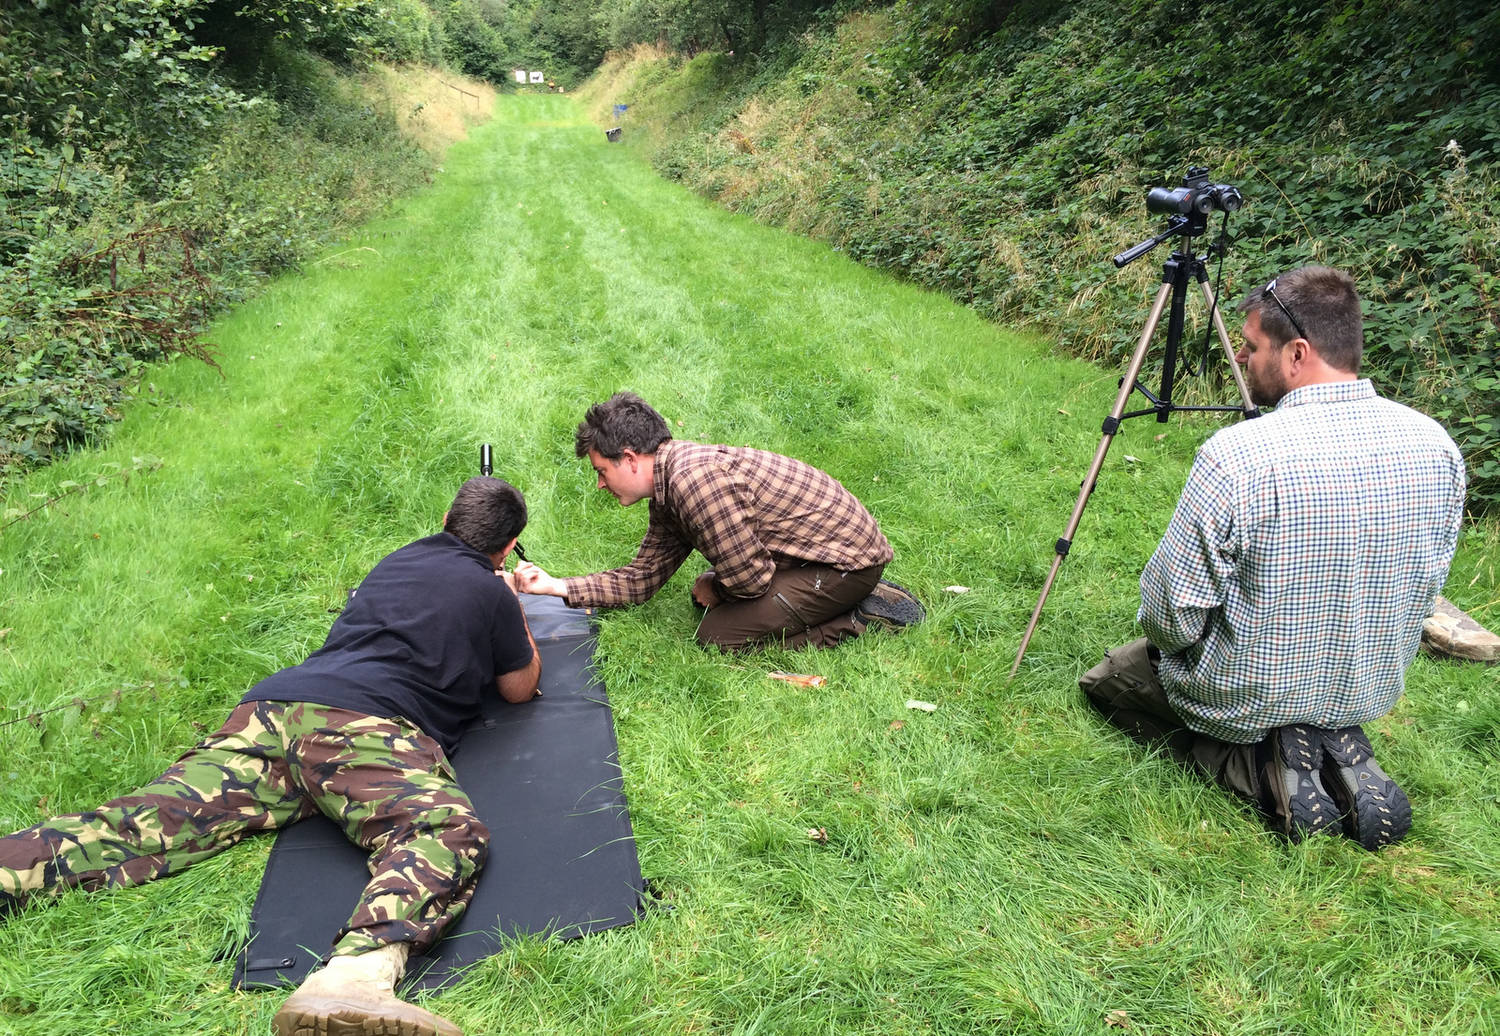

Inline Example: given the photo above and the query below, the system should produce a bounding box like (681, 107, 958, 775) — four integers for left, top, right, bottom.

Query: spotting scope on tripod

(1010, 167, 1259, 677)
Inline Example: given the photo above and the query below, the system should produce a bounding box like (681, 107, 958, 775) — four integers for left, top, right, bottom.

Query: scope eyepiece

(1145, 166, 1243, 216)
(1145, 182, 1243, 216)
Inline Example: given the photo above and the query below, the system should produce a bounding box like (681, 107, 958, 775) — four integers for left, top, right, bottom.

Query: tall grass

(1, 95, 1496, 1035)
(572, 3, 1500, 512)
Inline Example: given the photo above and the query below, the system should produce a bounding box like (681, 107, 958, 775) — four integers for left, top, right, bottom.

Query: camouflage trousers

(0, 700, 488, 957)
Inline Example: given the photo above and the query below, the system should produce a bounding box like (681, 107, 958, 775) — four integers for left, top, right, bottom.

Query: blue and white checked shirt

(1139, 379, 1466, 743)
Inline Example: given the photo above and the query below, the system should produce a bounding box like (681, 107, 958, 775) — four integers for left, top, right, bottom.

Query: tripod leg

(1197, 279, 1260, 417)
(1010, 282, 1174, 679)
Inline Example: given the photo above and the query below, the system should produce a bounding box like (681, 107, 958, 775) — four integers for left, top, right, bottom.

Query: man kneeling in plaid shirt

(516, 391, 922, 651)
(1081, 266, 1465, 850)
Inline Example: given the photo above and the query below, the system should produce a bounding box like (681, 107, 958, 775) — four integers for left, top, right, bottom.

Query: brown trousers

(696, 563, 884, 651)
(1079, 638, 1265, 805)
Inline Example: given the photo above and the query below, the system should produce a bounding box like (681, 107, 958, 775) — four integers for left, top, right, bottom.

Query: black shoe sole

(855, 579, 925, 631)
(1321, 726, 1412, 850)
(1264, 724, 1341, 842)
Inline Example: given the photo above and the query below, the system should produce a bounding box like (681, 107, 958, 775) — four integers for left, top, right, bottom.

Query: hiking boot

(273, 943, 463, 1036)
(1261, 724, 1340, 842)
(1321, 725, 1412, 851)
(854, 579, 925, 632)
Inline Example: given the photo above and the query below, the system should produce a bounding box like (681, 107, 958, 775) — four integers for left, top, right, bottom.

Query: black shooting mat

(232, 595, 644, 992)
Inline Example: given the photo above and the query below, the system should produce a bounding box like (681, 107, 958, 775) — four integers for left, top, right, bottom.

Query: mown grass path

(2, 95, 1497, 1035)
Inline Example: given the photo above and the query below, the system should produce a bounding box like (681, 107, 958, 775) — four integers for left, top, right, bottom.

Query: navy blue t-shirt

(242, 533, 533, 755)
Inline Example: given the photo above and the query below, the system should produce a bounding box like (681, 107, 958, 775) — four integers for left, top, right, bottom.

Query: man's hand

(514, 560, 567, 598)
(494, 564, 518, 592)
(691, 570, 722, 609)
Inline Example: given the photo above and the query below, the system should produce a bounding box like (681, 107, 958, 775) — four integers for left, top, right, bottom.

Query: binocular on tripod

(1010, 167, 1258, 677)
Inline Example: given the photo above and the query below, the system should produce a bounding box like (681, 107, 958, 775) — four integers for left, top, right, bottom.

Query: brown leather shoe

(854, 579, 925, 632)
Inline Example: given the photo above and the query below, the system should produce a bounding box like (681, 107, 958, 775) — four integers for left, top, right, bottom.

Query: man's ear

(442, 509, 450, 529)
(620, 448, 639, 472)
(1287, 336, 1312, 372)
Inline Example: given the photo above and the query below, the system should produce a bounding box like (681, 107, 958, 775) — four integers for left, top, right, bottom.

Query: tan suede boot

(272, 942, 463, 1036)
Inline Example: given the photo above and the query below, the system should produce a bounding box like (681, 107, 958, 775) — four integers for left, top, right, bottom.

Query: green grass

(2, 94, 1497, 1035)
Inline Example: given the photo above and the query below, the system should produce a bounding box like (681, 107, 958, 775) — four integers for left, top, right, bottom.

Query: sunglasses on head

(1263, 277, 1308, 340)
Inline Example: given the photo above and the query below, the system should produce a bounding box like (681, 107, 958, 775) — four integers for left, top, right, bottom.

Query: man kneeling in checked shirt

(1081, 266, 1465, 850)
(516, 391, 923, 651)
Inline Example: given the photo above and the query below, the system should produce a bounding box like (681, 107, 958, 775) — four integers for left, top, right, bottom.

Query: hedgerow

(580, 0, 1500, 511)
(0, 0, 519, 490)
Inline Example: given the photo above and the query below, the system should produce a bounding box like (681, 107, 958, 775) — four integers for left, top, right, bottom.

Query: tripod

(1009, 214, 1260, 678)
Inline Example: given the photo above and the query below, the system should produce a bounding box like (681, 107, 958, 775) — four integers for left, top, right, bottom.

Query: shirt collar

(436, 531, 494, 568)
(1275, 378, 1375, 410)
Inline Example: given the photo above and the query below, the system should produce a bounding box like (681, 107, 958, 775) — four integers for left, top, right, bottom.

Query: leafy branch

(1, 455, 162, 533)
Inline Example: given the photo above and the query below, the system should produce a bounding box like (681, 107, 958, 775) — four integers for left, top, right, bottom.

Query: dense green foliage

(596, 0, 847, 57)
(0, 1, 433, 486)
(3, 98, 1497, 1034)
(435, 0, 604, 86)
(580, 0, 1500, 510)
(437, 0, 852, 86)
(452, 0, 854, 70)
(439, 0, 857, 83)
(0, 0, 569, 491)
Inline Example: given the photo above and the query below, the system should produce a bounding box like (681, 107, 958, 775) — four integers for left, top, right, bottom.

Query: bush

(582, 0, 1500, 511)
(0, 5, 432, 492)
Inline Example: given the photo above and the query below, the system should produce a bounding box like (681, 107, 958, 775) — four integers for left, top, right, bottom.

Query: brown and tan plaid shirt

(564, 440, 892, 608)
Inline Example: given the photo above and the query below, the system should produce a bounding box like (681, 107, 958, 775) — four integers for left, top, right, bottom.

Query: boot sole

(1264, 724, 1340, 842)
(855, 579, 925, 630)
(1321, 726, 1412, 850)
(273, 994, 463, 1036)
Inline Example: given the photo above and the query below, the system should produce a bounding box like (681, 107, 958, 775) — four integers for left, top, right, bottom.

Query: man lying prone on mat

(0, 476, 541, 1036)
(516, 390, 925, 651)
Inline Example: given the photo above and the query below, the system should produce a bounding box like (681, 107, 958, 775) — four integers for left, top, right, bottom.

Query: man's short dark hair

(574, 391, 673, 459)
(444, 477, 526, 555)
(1238, 265, 1364, 373)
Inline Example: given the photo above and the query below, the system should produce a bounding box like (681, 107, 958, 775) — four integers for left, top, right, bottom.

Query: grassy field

(1, 94, 1497, 1035)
